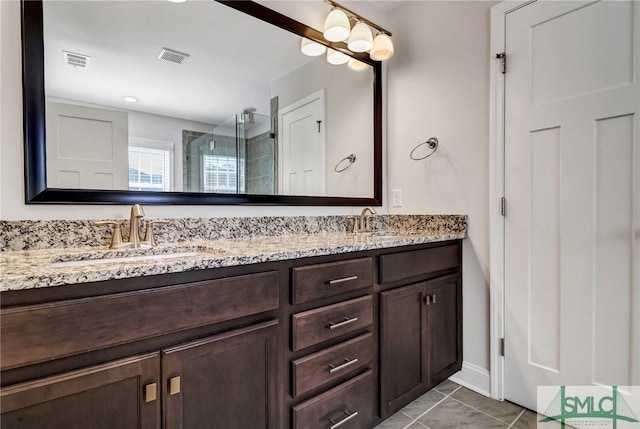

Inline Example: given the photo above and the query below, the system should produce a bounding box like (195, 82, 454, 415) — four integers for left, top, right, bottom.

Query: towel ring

(410, 137, 439, 160)
(335, 154, 356, 172)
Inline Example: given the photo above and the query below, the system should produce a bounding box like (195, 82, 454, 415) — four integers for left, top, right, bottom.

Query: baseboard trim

(448, 361, 491, 397)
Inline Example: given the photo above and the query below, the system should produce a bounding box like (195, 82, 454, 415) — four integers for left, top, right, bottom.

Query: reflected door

(46, 101, 129, 189)
(279, 91, 325, 195)
(504, 0, 640, 409)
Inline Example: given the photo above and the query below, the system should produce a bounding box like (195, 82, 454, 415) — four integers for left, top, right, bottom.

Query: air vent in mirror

(158, 47, 190, 64)
(62, 50, 90, 68)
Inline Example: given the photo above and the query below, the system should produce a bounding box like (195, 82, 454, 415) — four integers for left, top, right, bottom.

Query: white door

(46, 101, 129, 189)
(279, 90, 325, 195)
(503, 0, 639, 410)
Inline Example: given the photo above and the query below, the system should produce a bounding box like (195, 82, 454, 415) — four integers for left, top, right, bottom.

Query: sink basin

(51, 245, 224, 268)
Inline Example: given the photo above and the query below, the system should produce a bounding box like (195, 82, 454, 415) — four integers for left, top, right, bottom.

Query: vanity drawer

(292, 370, 373, 429)
(0, 271, 279, 370)
(291, 296, 372, 352)
(379, 243, 461, 284)
(292, 332, 373, 397)
(292, 257, 373, 304)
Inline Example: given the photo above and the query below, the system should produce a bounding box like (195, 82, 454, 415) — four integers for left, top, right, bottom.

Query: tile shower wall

(246, 131, 275, 195)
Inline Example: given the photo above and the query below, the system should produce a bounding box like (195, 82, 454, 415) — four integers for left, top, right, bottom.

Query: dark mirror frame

(21, 0, 382, 206)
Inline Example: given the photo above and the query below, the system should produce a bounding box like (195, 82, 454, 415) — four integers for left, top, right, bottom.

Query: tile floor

(374, 380, 542, 429)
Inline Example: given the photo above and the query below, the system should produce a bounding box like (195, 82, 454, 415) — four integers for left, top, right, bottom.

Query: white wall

(387, 1, 497, 394)
(272, 57, 374, 198)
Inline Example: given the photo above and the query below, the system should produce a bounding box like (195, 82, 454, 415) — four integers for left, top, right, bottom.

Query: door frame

(488, 0, 536, 401)
(277, 89, 326, 195)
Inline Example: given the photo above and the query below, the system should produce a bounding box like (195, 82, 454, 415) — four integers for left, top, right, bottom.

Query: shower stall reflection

(183, 109, 275, 194)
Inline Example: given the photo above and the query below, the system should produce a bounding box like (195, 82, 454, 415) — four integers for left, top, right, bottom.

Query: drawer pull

(328, 275, 358, 285)
(329, 410, 359, 429)
(328, 317, 359, 330)
(328, 358, 359, 374)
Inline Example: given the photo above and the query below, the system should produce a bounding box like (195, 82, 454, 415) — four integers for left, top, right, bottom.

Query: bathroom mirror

(22, 0, 382, 205)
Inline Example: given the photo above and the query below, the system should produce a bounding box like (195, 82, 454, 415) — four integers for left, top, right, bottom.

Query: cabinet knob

(169, 376, 181, 395)
(144, 383, 157, 403)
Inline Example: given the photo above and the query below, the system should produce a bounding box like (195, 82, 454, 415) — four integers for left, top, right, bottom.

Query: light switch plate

(392, 189, 402, 207)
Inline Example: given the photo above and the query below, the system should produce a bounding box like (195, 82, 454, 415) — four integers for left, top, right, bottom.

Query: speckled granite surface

(0, 214, 466, 291)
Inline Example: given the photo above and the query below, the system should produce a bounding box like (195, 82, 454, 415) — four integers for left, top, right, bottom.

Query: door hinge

(500, 338, 505, 357)
(496, 52, 506, 74)
(500, 197, 506, 216)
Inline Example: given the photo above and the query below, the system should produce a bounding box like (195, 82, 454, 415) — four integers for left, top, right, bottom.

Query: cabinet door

(380, 282, 428, 418)
(0, 353, 160, 429)
(426, 274, 462, 387)
(163, 320, 278, 429)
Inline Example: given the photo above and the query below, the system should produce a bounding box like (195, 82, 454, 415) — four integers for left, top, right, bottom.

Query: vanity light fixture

(301, 38, 327, 57)
(122, 96, 139, 103)
(370, 32, 394, 61)
(327, 48, 350, 65)
(347, 58, 368, 71)
(322, 0, 394, 62)
(348, 21, 373, 53)
(323, 7, 350, 42)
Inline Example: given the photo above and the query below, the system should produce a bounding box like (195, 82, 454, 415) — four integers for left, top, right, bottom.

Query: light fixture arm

(323, 0, 392, 36)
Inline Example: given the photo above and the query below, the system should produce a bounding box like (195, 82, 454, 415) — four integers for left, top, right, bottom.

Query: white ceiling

(43, 0, 322, 125)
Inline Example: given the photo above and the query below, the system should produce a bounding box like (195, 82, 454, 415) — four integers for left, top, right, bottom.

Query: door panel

(380, 282, 427, 417)
(0, 353, 160, 429)
(279, 91, 325, 195)
(46, 101, 129, 189)
(163, 321, 278, 429)
(427, 275, 462, 386)
(503, 0, 639, 409)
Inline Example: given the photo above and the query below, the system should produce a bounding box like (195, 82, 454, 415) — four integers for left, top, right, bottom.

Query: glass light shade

(370, 32, 394, 61)
(323, 8, 350, 42)
(327, 48, 349, 65)
(300, 38, 326, 56)
(348, 21, 373, 53)
(348, 58, 368, 71)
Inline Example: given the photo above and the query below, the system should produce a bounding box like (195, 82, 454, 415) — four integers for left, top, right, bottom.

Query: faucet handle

(95, 220, 125, 249)
(143, 220, 169, 247)
(346, 216, 360, 234)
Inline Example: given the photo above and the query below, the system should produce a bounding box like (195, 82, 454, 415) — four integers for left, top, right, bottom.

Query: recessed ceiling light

(122, 96, 138, 103)
(167, 0, 186, 3)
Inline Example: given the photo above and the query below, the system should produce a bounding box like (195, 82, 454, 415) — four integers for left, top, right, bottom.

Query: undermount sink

(50, 245, 225, 268)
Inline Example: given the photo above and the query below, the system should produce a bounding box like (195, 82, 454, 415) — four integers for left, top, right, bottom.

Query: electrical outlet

(392, 189, 402, 207)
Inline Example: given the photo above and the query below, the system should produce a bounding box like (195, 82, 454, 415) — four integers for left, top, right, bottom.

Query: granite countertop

(0, 230, 465, 292)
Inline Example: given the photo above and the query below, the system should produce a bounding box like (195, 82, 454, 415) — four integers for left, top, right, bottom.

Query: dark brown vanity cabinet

(0, 271, 280, 429)
(0, 239, 463, 429)
(1, 353, 160, 429)
(379, 245, 462, 418)
(288, 257, 375, 429)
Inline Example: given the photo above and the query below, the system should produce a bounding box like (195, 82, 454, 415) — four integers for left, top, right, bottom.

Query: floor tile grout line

(448, 395, 520, 426)
(508, 408, 527, 428)
(410, 392, 452, 422)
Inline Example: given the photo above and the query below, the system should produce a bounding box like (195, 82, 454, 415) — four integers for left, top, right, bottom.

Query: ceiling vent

(158, 47, 190, 64)
(62, 50, 90, 68)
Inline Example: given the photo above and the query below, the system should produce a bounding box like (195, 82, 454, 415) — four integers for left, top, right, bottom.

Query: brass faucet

(96, 204, 167, 249)
(128, 204, 145, 248)
(359, 207, 377, 232)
